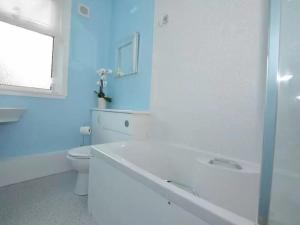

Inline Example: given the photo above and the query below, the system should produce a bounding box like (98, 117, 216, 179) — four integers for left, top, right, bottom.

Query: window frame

(0, 0, 72, 99)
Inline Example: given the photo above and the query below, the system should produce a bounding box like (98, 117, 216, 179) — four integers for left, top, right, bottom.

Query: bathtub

(88, 141, 259, 225)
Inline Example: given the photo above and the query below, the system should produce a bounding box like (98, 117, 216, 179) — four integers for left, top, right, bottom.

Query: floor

(0, 171, 97, 225)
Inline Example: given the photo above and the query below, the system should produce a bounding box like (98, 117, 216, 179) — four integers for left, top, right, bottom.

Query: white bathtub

(88, 141, 259, 225)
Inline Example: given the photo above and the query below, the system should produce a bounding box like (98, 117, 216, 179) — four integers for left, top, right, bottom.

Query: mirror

(115, 32, 139, 77)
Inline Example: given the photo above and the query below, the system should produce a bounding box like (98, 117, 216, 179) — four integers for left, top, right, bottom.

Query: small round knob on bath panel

(125, 120, 129, 128)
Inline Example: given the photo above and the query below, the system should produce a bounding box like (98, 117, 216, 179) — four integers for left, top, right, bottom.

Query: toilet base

(74, 172, 89, 195)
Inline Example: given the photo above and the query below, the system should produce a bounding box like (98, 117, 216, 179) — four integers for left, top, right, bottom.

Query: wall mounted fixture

(0, 108, 26, 123)
(78, 4, 90, 18)
(158, 14, 169, 27)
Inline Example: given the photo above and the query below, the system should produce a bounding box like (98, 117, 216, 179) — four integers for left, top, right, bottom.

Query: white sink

(0, 108, 26, 123)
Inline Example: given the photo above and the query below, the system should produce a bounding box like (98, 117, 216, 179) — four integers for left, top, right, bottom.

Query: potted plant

(95, 69, 112, 109)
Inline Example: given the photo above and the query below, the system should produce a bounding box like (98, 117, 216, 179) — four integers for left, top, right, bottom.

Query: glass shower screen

(260, 0, 300, 225)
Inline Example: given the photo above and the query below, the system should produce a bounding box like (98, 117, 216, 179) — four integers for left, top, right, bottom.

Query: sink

(0, 108, 26, 123)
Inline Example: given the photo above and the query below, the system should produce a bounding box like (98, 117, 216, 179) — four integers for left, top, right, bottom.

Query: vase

(98, 98, 106, 109)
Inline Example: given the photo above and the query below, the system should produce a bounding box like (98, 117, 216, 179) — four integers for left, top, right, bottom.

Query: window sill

(0, 87, 67, 99)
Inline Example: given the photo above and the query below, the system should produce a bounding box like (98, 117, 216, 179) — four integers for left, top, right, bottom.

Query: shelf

(90, 108, 150, 115)
(0, 108, 26, 123)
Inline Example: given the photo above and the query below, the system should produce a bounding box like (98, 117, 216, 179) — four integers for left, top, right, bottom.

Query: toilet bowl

(67, 146, 92, 195)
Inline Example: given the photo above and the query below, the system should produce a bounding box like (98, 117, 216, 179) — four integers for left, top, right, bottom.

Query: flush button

(125, 120, 129, 128)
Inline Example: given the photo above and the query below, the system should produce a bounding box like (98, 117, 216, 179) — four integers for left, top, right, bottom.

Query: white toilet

(67, 146, 91, 195)
(67, 109, 150, 195)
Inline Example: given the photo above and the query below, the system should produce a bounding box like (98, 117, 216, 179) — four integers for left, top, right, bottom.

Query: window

(0, 21, 54, 90)
(0, 0, 71, 98)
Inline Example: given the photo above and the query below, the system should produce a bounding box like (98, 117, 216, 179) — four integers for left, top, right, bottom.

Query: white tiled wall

(149, 0, 269, 163)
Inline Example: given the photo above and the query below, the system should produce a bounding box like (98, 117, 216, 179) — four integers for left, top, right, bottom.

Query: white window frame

(0, 0, 72, 99)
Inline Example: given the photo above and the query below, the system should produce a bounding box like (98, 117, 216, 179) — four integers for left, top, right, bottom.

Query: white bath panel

(89, 157, 210, 225)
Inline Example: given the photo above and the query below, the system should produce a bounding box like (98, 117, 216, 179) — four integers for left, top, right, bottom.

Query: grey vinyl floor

(0, 171, 97, 225)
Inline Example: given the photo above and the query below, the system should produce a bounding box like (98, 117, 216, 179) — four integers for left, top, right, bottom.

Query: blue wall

(0, 0, 154, 158)
(106, 0, 154, 110)
(0, 0, 112, 158)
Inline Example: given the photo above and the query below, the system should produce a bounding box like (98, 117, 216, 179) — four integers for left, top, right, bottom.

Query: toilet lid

(68, 146, 92, 159)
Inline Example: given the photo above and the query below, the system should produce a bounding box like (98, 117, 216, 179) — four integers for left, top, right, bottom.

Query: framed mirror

(115, 32, 140, 77)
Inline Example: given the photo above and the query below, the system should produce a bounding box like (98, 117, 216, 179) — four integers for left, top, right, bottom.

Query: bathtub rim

(91, 142, 257, 225)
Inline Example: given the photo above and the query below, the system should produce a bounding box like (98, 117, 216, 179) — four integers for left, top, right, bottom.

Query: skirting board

(0, 150, 73, 187)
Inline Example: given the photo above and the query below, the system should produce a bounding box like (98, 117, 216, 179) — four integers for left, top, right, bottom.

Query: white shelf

(91, 108, 150, 115)
(0, 108, 26, 123)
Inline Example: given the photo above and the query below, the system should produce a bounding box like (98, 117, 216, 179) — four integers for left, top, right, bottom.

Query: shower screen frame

(258, 0, 281, 224)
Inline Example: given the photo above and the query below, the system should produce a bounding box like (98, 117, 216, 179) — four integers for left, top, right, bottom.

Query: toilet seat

(68, 146, 91, 159)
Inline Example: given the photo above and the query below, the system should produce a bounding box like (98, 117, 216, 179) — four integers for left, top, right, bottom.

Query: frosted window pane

(0, 21, 53, 90)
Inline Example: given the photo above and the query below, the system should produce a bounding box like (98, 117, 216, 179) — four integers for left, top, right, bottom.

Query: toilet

(67, 109, 150, 195)
(67, 146, 91, 195)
